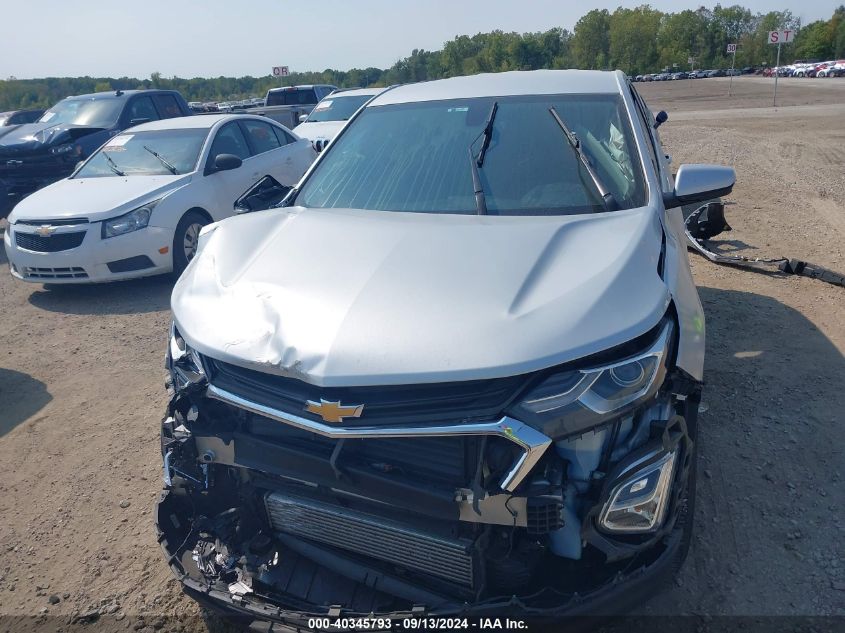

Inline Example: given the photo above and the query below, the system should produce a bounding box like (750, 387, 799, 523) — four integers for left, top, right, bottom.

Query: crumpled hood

(0, 121, 105, 154)
(172, 206, 670, 387)
(8, 174, 191, 223)
(292, 120, 345, 143)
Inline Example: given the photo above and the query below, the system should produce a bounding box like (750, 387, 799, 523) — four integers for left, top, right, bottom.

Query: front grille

(21, 266, 87, 279)
(205, 357, 530, 426)
(246, 412, 496, 487)
(16, 217, 89, 226)
(15, 230, 86, 252)
(265, 491, 476, 587)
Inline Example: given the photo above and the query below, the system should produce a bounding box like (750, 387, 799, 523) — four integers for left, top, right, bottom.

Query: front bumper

(4, 221, 174, 283)
(157, 486, 685, 629)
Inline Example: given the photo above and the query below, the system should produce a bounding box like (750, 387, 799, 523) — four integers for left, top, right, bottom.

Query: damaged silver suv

(157, 70, 735, 626)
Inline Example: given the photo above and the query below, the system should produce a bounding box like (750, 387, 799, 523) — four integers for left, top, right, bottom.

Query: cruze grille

(15, 230, 86, 252)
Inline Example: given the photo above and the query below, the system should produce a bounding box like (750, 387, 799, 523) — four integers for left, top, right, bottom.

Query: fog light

(599, 451, 676, 533)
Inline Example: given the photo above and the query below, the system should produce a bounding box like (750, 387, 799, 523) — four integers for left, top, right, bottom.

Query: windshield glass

(266, 88, 319, 107)
(305, 95, 373, 122)
(38, 98, 123, 128)
(296, 94, 645, 215)
(75, 128, 208, 178)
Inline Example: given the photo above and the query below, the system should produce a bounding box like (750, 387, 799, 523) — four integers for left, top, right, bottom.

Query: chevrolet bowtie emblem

(35, 225, 57, 237)
(305, 399, 364, 423)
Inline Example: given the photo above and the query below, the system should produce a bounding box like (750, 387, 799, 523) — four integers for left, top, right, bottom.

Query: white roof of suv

(371, 70, 626, 107)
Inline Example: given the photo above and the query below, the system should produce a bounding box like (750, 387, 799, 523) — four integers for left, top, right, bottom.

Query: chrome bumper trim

(205, 383, 551, 492)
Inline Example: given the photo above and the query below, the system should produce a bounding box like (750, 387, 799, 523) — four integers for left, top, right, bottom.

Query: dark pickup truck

(0, 89, 192, 218)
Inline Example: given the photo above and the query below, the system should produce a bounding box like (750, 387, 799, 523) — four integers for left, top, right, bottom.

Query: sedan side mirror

(234, 175, 291, 213)
(664, 164, 735, 208)
(213, 153, 243, 172)
(654, 110, 668, 129)
(298, 114, 308, 123)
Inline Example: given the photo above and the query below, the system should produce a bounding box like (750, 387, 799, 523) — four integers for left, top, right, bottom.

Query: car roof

(267, 84, 336, 92)
(370, 70, 625, 107)
(61, 89, 180, 101)
(325, 87, 385, 99)
(127, 113, 268, 132)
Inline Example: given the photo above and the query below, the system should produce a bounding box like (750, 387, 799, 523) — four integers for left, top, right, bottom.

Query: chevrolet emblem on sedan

(35, 225, 57, 237)
(305, 399, 364, 423)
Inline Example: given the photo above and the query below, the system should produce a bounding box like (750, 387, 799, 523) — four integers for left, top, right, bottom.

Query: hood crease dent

(172, 206, 671, 387)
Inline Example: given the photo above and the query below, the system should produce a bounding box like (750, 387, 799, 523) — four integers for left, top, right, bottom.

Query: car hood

(292, 120, 346, 142)
(0, 121, 106, 154)
(172, 206, 670, 387)
(8, 174, 192, 223)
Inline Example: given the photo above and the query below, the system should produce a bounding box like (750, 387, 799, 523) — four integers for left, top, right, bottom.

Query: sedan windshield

(296, 94, 645, 216)
(305, 95, 373, 122)
(38, 98, 123, 129)
(75, 128, 208, 178)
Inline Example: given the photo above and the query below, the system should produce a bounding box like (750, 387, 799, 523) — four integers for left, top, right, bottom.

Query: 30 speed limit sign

(726, 43, 737, 53)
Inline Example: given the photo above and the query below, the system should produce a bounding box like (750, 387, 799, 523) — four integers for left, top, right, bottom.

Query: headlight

(509, 322, 672, 437)
(168, 322, 205, 390)
(101, 201, 159, 239)
(49, 143, 76, 155)
(599, 450, 677, 533)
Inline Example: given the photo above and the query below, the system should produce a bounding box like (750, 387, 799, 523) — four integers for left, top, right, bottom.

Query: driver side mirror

(212, 153, 243, 172)
(298, 114, 308, 123)
(234, 175, 291, 213)
(653, 110, 668, 129)
(664, 164, 735, 209)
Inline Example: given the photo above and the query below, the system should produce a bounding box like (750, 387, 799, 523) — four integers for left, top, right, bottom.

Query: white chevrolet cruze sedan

(3, 114, 315, 282)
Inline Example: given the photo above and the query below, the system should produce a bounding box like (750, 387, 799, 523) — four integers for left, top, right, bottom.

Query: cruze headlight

(101, 201, 159, 239)
(509, 321, 672, 437)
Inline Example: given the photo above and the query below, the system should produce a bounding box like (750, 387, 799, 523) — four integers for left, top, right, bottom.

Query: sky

(1, 0, 838, 79)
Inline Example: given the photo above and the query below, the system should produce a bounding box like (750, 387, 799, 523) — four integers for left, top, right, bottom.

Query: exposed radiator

(264, 491, 476, 588)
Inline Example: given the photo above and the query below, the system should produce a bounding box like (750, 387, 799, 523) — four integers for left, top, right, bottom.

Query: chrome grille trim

(265, 491, 475, 586)
(206, 383, 551, 492)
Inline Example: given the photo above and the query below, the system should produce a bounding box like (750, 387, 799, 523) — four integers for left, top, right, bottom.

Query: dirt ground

(0, 76, 843, 630)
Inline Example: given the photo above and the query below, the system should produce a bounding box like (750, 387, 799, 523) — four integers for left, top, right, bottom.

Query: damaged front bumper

(156, 322, 699, 627)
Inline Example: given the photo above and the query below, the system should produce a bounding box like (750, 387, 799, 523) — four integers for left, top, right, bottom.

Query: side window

(628, 86, 660, 174)
(271, 126, 296, 146)
(240, 119, 281, 155)
(153, 94, 183, 119)
(207, 122, 251, 167)
(126, 96, 159, 124)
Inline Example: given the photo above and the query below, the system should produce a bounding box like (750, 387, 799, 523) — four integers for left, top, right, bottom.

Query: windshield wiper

(102, 151, 125, 177)
(469, 101, 498, 215)
(548, 107, 619, 212)
(143, 145, 179, 175)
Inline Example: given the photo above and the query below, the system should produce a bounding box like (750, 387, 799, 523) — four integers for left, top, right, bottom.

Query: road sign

(272, 66, 290, 77)
(727, 43, 737, 53)
(768, 30, 795, 45)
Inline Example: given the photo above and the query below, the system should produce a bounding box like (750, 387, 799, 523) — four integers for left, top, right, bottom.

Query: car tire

(172, 211, 209, 277)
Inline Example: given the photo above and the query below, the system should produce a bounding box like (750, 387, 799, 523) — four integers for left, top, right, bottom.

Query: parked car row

(632, 68, 739, 81)
(2, 93, 315, 281)
(763, 60, 845, 77)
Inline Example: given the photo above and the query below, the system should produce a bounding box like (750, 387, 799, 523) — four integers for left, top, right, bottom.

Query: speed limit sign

(272, 66, 289, 77)
(727, 43, 737, 53)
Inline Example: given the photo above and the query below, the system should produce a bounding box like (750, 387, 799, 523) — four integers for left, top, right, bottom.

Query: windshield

(266, 88, 319, 107)
(296, 94, 645, 216)
(305, 95, 373, 122)
(38, 98, 123, 128)
(75, 128, 208, 178)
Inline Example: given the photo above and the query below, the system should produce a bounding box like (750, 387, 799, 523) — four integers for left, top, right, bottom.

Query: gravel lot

(0, 76, 843, 630)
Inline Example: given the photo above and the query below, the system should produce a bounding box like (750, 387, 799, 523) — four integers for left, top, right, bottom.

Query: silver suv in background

(158, 70, 734, 625)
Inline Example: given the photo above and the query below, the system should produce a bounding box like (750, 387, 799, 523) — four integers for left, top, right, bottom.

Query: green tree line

(2, 4, 844, 111)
